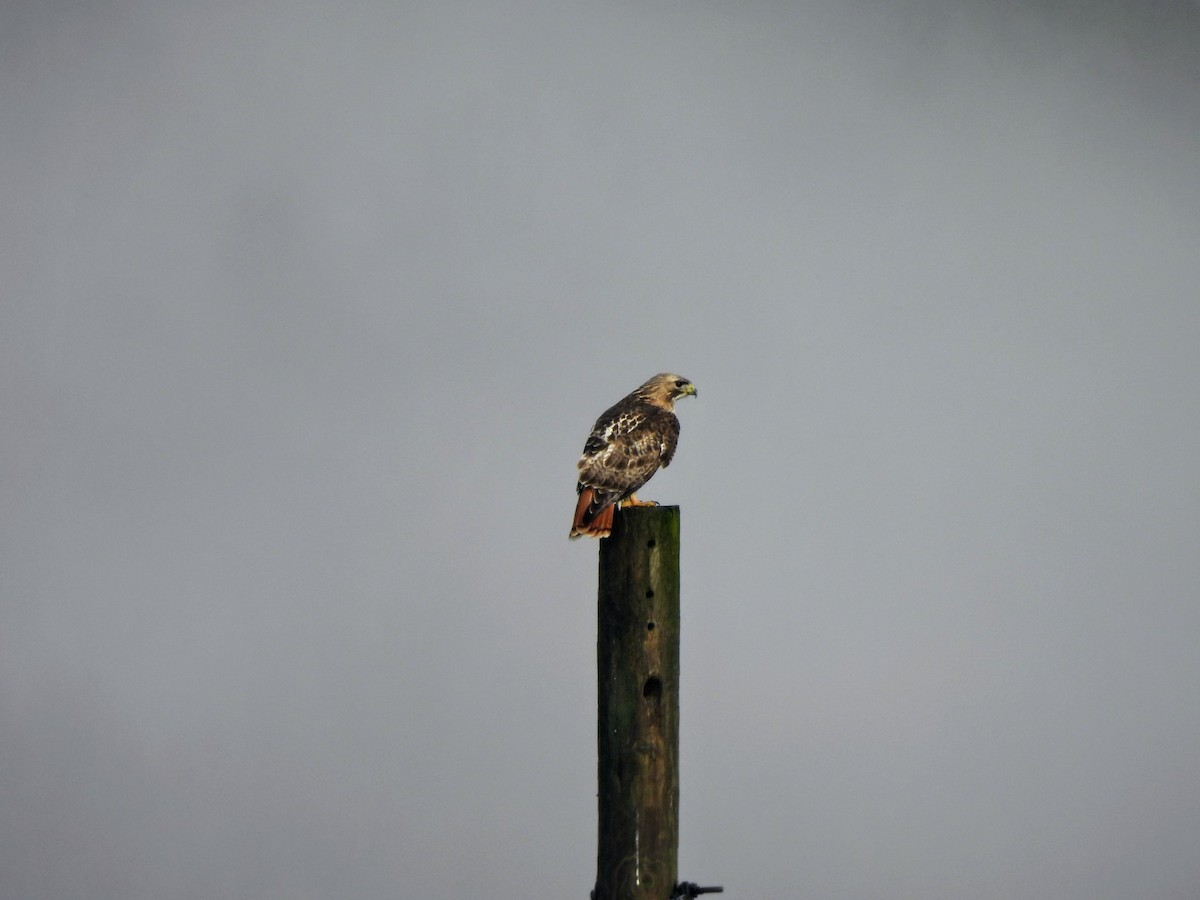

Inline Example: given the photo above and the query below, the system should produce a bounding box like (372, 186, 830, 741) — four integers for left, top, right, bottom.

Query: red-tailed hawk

(569, 373, 697, 540)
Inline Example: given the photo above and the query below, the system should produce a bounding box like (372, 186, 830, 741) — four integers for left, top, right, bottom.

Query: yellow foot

(620, 493, 659, 508)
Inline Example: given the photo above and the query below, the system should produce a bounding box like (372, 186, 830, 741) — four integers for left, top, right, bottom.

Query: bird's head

(639, 373, 697, 409)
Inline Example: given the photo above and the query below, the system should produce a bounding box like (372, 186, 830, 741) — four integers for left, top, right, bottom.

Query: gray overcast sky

(3, 1, 1200, 898)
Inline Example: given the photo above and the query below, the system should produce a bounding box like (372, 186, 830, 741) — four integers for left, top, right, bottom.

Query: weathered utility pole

(593, 505, 681, 900)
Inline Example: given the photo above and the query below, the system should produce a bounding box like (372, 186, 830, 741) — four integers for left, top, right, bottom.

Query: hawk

(569, 373, 697, 540)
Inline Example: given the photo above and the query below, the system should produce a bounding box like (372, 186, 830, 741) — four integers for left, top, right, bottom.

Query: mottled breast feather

(576, 398, 679, 506)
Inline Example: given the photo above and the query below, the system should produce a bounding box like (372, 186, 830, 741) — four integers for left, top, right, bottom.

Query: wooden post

(594, 505, 680, 900)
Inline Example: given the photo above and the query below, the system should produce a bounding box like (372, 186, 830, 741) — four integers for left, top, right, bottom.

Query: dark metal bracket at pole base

(672, 882, 724, 898)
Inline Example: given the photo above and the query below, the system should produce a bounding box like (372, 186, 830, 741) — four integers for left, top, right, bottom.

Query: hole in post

(646, 539, 656, 549)
(645, 588, 654, 598)
(646, 620, 656, 631)
(643, 676, 662, 699)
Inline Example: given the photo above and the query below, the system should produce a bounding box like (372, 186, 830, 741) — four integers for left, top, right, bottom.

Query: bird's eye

(674, 380, 686, 388)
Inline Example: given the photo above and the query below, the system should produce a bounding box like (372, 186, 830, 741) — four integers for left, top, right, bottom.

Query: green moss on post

(594, 505, 680, 900)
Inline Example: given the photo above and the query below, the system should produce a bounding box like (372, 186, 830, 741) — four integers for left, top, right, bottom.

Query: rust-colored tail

(569, 488, 615, 539)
